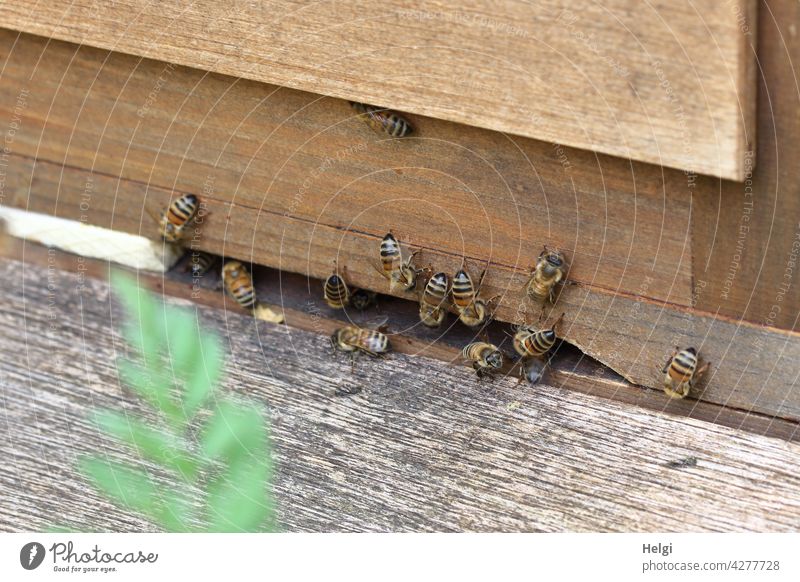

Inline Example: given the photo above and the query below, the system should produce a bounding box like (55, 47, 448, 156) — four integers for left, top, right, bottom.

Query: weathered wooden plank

(4, 156, 800, 420)
(10, 237, 800, 444)
(2, 257, 800, 532)
(0, 29, 693, 306)
(0, 1, 757, 180)
(693, 0, 800, 333)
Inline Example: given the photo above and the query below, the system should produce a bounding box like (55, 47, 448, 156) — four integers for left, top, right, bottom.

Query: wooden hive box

(0, 0, 797, 425)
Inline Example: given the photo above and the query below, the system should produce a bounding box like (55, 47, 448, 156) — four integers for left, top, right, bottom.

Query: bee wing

(361, 315, 390, 331)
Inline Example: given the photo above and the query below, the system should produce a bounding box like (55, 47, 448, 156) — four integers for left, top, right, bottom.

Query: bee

(323, 265, 350, 309)
(377, 232, 421, 293)
(350, 288, 377, 311)
(512, 313, 564, 359)
(452, 268, 497, 328)
(461, 341, 504, 378)
(419, 272, 449, 328)
(222, 260, 258, 310)
(188, 251, 217, 277)
(350, 102, 412, 137)
(526, 246, 568, 304)
(519, 356, 547, 385)
(662, 347, 710, 399)
(152, 194, 200, 243)
(331, 326, 392, 358)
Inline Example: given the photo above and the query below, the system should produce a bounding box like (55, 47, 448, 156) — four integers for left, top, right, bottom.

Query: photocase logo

(20, 542, 45, 570)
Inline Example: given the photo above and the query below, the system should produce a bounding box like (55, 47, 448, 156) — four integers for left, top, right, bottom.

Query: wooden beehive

(0, 0, 796, 422)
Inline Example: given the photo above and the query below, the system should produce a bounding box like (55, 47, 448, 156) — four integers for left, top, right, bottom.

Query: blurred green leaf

(75, 272, 276, 533)
(183, 332, 224, 419)
(94, 410, 199, 481)
(201, 400, 265, 463)
(207, 456, 273, 532)
(79, 457, 159, 521)
(164, 307, 200, 385)
(117, 360, 183, 427)
(112, 271, 167, 367)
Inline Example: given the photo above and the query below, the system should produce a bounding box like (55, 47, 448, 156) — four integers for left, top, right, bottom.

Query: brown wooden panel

(0, 29, 692, 306)
(692, 0, 800, 333)
(4, 153, 800, 421)
(0, 0, 757, 180)
(3, 257, 800, 533)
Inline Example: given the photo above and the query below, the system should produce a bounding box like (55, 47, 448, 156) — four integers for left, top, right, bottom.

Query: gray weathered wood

(2, 257, 800, 532)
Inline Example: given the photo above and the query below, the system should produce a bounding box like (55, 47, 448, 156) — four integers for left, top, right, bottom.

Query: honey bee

(452, 268, 498, 328)
(350, 288, 377, 311)
(152, 194, 200, 243)
(350, 102, 412, 137)
(331, 326, 392, 358)
(512, 313, 564, 359)
(461, 341, 504, 378)
(662, 347, 710, 399)
(188, 251, 217, 277)
(519, 356, 547, 385)
(324, 265, 350, 309)
(526, 246, 568, 304)
(419, 272, 449, 328)
(222, 260, 258, 310)
(377, 232, 421, 293)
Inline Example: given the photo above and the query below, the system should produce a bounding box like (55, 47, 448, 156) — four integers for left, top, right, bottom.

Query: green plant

(77, 272, 275, 532)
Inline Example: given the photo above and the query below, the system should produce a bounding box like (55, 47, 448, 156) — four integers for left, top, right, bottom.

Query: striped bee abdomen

(357, 329, 391, 354)
(422, 272, 448, 308)
(222, 261, 257, 309)
(189, 251, 216, 277)
(324, 273, 350, 309)
(668, 348, 697, 381)
(452, 269, 476, 312)
(350, 102, 412, 137)
(167, 194, 198, 225)
(380, 233, 402, 277)
(513, 327, 557, 358)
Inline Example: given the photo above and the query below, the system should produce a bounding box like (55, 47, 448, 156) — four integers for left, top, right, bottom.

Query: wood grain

(692, 0, 800, 333)
(14, 237, 799, 445)
(2, 257, 800, 532)
(5, 151, 800, 420)
(0, 0, 757, 180)
(0, 28, 693, 306)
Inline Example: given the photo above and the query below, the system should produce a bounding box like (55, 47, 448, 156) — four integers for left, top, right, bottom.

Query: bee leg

(371, 261, 393, 283)
(660, 347, 679, 374)
(552, 312, 565, 332)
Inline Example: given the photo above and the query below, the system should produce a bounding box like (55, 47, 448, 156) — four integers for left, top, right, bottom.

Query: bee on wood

(151, 194, 200, 243)
(461, 341, 504, 379)
(419, 272, 449, 328)
(452, 268, 498, 328)
(376, 232, 421, 293)
(222, 260, 258, 310)
(324, 264, 350, 309)
(662, 347, 710, 399)
(330, 326, 392, 358)
(519, 356, 547, 385)
(350, 102, 412, 137)
(188, 251, 217, 277)
(512, 313, 564, 359)
(526, 246, 568, 304)
(350, 288, 377, 311)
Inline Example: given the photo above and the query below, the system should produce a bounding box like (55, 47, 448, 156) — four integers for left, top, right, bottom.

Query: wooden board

(4, 149, 800, 421)
(2, 257, 800, 532)
(0, 0, 757, 180)
(0, 29, 693, 307)
(14, 238, 799, 445)
(692, 0, 800, 333)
